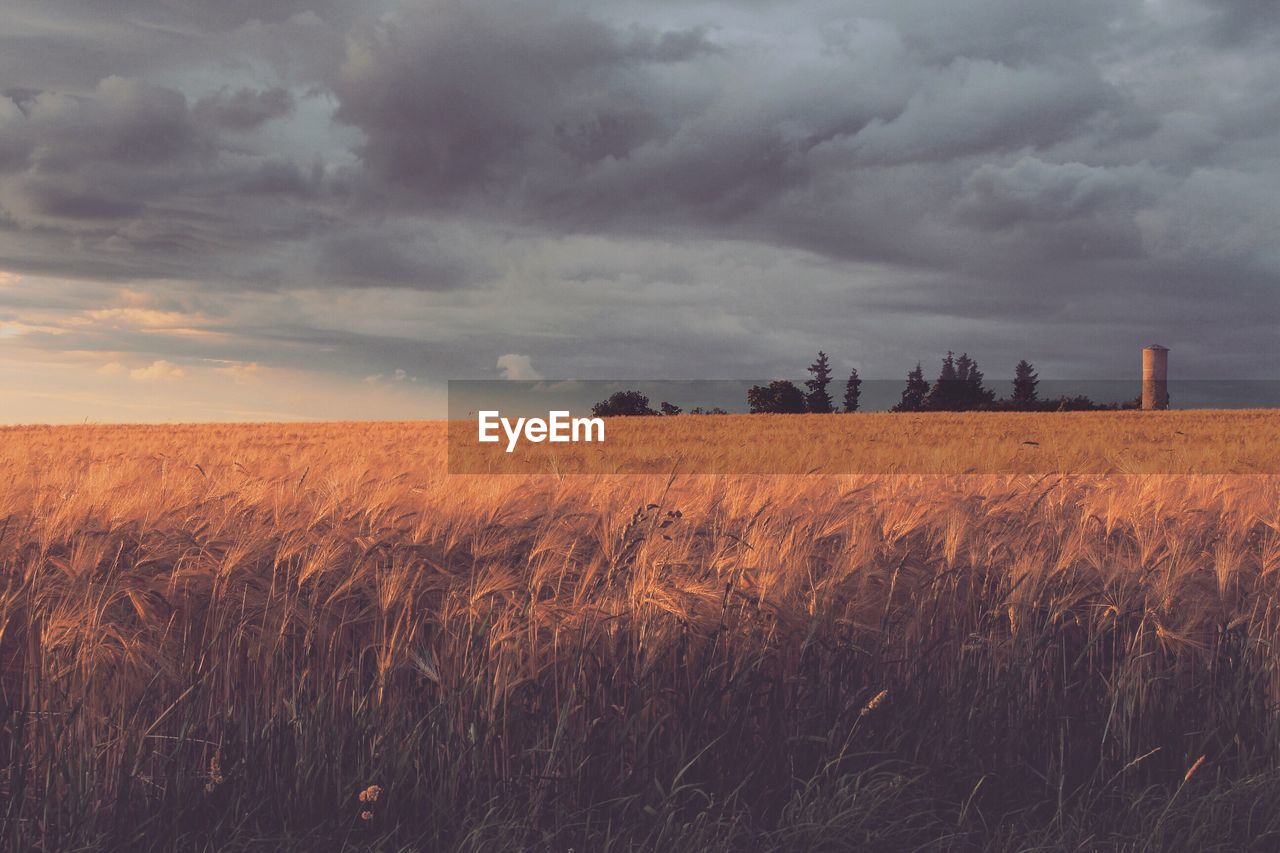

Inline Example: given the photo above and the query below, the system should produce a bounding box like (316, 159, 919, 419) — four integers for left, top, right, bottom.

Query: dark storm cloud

(18, 181, 147, 220)
(327, 0, 1129, 271)
(313, 230, 487, 290)
(331, 2, 718, 200)
(858, 0, 1141, 63)
(0, 137, 33, 174)
(956, 159, 1160, 229)
(237, 160, 316, 196)
(330, 2, 793, 210)
(0, 73, 333, 284)
(1201, 0, 1280, 44)
(0, 0, 1276, 393)
(8, 78, 209, 170)
(17, 0, 357, 31)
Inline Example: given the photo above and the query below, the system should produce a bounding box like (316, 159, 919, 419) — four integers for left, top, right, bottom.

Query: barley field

(3, 417, 1280, 850)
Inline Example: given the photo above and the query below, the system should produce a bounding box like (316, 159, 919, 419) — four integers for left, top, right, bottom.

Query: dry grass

(3, 419, 1280, 850)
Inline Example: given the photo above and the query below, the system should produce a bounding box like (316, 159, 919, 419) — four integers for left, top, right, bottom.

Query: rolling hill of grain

(3, 417, 1280, 850)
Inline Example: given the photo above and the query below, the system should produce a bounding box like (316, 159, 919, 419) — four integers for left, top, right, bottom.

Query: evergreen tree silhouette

(1012, 360, 1039, 407)
(892, 363, 930, 412)
(805, 351, 835, 413)
(922, 352, 994, 410)
(923, 352, 959, 410)
(956, 353, 995, 408)
(842, 368, 862, 413)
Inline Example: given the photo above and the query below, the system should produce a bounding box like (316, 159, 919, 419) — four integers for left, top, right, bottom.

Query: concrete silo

(1142, 345, 1169, 410)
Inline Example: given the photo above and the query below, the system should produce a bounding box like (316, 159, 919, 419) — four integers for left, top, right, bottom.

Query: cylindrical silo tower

(1142, 345, 1169, 410)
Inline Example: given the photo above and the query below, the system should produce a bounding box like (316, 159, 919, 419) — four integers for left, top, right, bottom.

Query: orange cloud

(0, 321, 65, 336)
(129, 360, 187, 381)
(214, 361, 264, 382)
(87, 307, 191, 327)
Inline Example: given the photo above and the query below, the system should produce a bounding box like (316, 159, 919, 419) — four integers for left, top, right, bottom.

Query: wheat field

(3, 417, 1280, 850)
(449, 410, 1280, 474)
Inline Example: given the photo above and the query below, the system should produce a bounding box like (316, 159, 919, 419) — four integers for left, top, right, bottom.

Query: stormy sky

(1, 0, 1277, 421)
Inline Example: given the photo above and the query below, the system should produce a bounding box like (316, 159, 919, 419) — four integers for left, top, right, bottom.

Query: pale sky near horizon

(1, 0, 1277, 422)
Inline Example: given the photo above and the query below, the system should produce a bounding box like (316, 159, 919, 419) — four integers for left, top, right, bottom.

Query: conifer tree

(924, 352, 959, 410)
(957, 353, 995, 409)
(893, 363, 930, 412)
(805, 351, 835, 413)
(1012, 360, 1039, 407)
(842, 368, 862, 413)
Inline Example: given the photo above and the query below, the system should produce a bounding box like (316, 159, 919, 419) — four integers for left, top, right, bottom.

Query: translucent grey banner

(450, 379, 1280, 416)
(447, 380, 1280, 474)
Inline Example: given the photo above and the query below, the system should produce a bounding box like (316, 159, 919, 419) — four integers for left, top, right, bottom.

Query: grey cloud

(21, 0, 359, 32)
(5, 78, 208, 172)
(0, 138, 32, 174)
(327, 0, 1128, 269)
(645, 26, 720, 62)
(194, 87, 294, 131)
(312, 230, 488, 290)
(0, 74, 345, 285)
(238, 160, 316, 196)
(1201, 0, 1280, 44)
(840, 60, 1118, 166)
(332, 1, 715, 199)
(1137, 168, 1280, 273)
(3, 89, 42, 114)
(957, 158, 1162, 228)
(226, 320, 479, 378)
(1, 4, 350, 101)
(16, 179, 147, 220)
(844, 0, 1142, 64)
(553, 109, 669, 165)
(0, 30, 184, 93)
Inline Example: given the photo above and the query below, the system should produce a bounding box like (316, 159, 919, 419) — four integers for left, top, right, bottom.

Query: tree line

(590, 352, 1137, 416)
